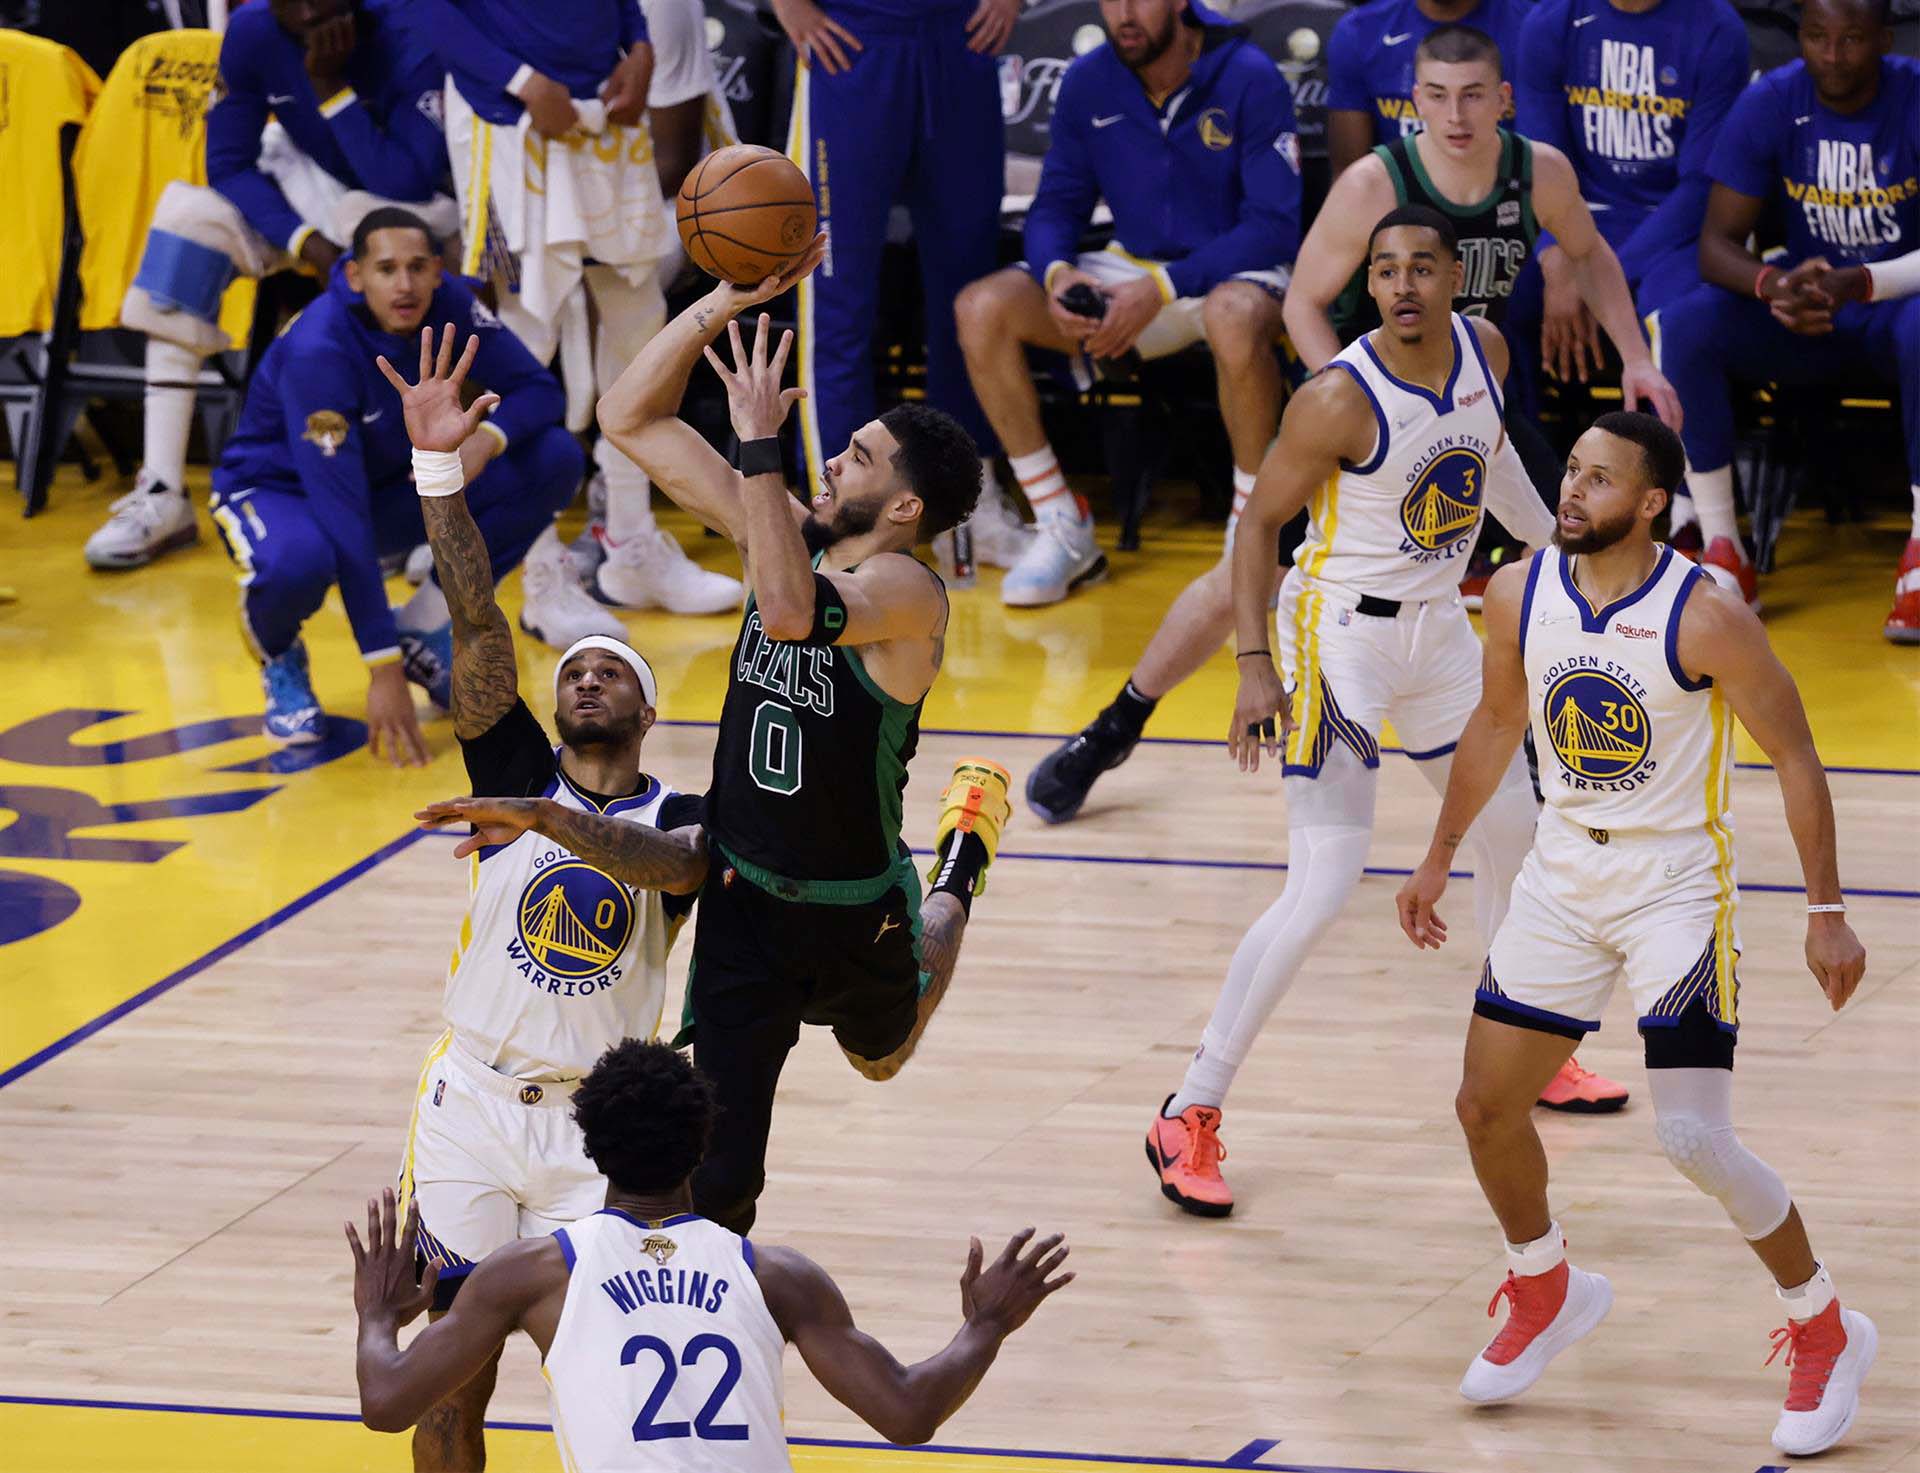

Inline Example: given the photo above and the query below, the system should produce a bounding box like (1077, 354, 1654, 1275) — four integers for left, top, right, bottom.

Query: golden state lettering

(735, 611, 836, 716)
(1569, 41, 1685, 164)
(1782, 142, 1914, 252)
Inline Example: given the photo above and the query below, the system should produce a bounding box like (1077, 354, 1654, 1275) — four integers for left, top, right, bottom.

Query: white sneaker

(935, 478, 1036, 573)
(1458, 1262, 1612, 1405)
(1001, 515, 1107, 607)
(593, 526, 743, 615)
(85, 470, 197, 569)
(1770, 1303, 1877, 1456)
(403, 543, 435, 586)
(519, 536, 626, 649)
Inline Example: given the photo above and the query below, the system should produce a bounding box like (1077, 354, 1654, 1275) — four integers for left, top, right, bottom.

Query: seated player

(1653, 0, 1919, 638)
(1323, 0, 1533, 176)
(88, 0, 458, 571)
(953, 0, 1302, 607)
(347, 1041, 1075, 1464)
(207, 210, 611, 758)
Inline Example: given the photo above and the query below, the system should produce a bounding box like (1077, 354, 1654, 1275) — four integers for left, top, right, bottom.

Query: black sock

(1099, 679, 1157, 740)
(928, 830, 990, 917)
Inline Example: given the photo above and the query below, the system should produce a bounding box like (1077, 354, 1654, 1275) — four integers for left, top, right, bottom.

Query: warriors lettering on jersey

(1537, 653, 1659, 793)
(1399, 431, 1494, 565)
(503, 847, 635, 999)
(734, 610, 836, 716)
(1569, 42, 1685, 164)
(1784, 142, 1914, 253)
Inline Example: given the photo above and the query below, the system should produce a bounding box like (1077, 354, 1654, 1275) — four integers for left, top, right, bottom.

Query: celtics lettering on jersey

(1571, 41, 1686, 164)
(1788, 141, 1914, 253)
(733, 608, 834, 796)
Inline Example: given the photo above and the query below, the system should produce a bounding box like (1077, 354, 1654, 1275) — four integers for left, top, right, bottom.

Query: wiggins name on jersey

(1297, 313, 1507, 603)
(445, 765, 677, 1081)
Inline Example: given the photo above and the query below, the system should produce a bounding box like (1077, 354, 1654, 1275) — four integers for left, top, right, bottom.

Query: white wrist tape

(1865, 248, 1920, 302)
(413, 448, 465, 498)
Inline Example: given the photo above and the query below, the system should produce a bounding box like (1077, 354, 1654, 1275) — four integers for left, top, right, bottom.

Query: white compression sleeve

(1648, 1067, 1792, 1240)
(1865, 248, 1920, 302)
(1483, 434, 1557, 550)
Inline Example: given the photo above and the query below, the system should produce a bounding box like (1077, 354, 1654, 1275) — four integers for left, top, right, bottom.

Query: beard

(1552, 505, 1637, 556)
(1115, 12, 1178, 68)
(801, 492, 883, 554)
(555, 704, 643, 750)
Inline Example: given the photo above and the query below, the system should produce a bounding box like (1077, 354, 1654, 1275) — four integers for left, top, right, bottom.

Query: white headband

(555, 636, 659, 710)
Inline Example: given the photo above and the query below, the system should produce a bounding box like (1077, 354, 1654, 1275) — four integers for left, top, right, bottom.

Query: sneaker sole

(1460, 1271, 1612, 1405)
(1537, 1093, 1629, 1114)
(1142, 1136, 1232, 1218)
(1773, 1311, 1877, 1457)
(262, 721, 326, 746)
(85, 525, 199, 570)
(1001, 554, 1109, 609)
(1884, 625, 1920, 645)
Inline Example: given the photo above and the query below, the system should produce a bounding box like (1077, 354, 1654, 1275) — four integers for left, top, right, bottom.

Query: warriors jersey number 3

(1296, 313, 1507, 604)
(444, 763, 676, 1081)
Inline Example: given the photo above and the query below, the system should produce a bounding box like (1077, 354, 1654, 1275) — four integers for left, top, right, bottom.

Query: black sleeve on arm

(460, 699, 559, 798)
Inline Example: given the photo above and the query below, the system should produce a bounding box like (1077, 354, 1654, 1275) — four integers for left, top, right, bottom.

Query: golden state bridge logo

(1399, 447, 1485, 558)
(1544, 669, 1654, 786)
(515, 861, 634, 981)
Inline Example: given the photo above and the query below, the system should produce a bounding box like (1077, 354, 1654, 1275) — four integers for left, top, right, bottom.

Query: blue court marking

(0, 1395, 1423, 1473)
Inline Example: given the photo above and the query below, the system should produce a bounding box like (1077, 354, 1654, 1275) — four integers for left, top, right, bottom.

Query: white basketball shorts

(1479, 808, 1742, 1036)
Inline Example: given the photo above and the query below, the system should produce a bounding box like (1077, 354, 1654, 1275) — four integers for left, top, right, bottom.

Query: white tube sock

(1778, 1262, 1837, 1322)
(1909, 485, 1920, 540)
(143, 339, 203, 491)
(1687, 465, 1741, 551)
(598, 435, 656, 542)
(1506, 1221, 1567, 1276)
(1009, 445, 1077, 527)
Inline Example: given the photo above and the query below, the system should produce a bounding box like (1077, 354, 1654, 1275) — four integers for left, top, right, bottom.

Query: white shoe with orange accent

(1459, 1260, 1612, 1404)
(1769, 1301, 1877, 1456)
(1002, 515, 1106, 607)
(1883, 537, 1920, 645)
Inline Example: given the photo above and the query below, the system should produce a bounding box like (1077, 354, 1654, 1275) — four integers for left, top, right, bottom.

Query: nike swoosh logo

(1382, 31, 1411, 44)
(267, 93, 296, 104)
(361, 409, 384, 423)
(1572, 14, 1597, 24)
(1394, 415, 1416, 429)
(1093, 114, 1125, 128)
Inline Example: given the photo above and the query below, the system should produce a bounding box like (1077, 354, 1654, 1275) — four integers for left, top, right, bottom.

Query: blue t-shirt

(400, 0, 649, 125)
(1325, 0, 1533, 145)
(1709, 56, 1920, 269)
(1516, 0, 1747, 251)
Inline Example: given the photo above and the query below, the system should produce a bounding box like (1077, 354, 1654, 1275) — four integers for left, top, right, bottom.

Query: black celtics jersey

(705, 580, 926, 888)
(1333, 127, 1538, 339)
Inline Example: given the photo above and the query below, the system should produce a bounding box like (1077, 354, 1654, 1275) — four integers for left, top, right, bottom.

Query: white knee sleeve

(1650, 1068, 1791, 1239)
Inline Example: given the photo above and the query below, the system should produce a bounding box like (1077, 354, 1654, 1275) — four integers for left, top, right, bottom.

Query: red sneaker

(1768, 1299, 1878, 1455)
(1537, 1056, 1629, 1113)
(1701, 536, 1760, 611)
(1883, 538, 1920, 645)
(1459, 1259, 1612, 1403)
(1145, 1096, 1233, 1217)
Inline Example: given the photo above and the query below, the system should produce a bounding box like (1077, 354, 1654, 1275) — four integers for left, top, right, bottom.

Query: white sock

(1227, 465, 1257, 537)
(143, 339, 202, 491)
(1506, 1221, 1567, 1277)
(1778, 1262, 1837, 1322)
(1909, 485, 1920, 540)
(396, 576, 450, 632)
(598, 436, 655, 542)
(1688, 465, 1741, 552)
(1669, 486, 1698, 531)
(1009, 445, 1078, 528)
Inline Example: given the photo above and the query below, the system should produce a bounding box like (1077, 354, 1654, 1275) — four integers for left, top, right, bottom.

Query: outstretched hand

(960, 1228, 1074, 1337)
(415, 795, 544, 858)
(705, 312, 809, 443)
(376, 325, 502, 454)
(346, 1187, 439, 1328)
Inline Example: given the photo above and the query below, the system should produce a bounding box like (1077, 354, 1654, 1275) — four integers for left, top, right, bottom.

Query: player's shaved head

(1800, 0, 1890, 106)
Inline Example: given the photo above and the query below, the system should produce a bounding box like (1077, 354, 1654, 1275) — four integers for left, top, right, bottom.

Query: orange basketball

(676, 145, 818, 286)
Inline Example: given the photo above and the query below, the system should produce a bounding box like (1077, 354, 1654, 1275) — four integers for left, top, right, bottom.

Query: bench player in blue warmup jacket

(209, 210, 584, 763)
(1654, 0, 1920, 641)
(1324, 0, 1533, 176)
(955, 0, 1302, 608)
(90, 0, 458, 575)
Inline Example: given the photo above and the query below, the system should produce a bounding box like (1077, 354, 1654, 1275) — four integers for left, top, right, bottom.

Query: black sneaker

(1024, 713, 1138, 825)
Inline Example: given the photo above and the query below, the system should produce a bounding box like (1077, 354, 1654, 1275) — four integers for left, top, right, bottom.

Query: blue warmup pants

(787, 5, 1003, 480)
(214, 425, 583, 658)
(1654, 284, 1920, 479)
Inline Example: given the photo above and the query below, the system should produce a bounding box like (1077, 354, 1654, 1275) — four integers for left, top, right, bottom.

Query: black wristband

(737, 437, 784, 479)
(1236, 649, 1271, 660)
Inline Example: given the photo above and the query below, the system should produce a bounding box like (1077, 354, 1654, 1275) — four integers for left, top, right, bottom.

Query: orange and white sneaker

(1459, 1259, 1612, 1404)
(1145, 1096, 1233, 1217)
(1701, 536, 1760, 612)
(1883, 537, 1920, 645)
(1768, 1300, 1878, 1455)
(1537, 1056, 1629, 1113)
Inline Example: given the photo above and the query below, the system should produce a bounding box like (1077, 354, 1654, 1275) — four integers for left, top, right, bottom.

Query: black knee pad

(1642, 997, 1735, 1071)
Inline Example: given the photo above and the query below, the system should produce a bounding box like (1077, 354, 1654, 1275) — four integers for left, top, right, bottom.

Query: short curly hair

(880, 402, 981, 538)
(571, 1040, 716, 1194)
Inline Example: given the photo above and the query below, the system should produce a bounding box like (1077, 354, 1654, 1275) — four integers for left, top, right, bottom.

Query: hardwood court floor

(1, 468, 1916, 1473)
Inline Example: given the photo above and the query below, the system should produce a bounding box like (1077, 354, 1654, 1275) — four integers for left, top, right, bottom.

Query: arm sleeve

(459, 698, 560, 797)
(396, 0, 524, 97)
(1323, 13, 1371, 114)
(1514, 5, 1573, 157)
(1023, 72, 1101, 288)
(281, 353, 401, 661)
(206, 43, 308, 250)
(1483, 435, 1556, 548)
(618, 0, 650, 48)
(461, 293, 566, 446)
(1165, 67, 1303, 297)
(318, 59, 450, 201)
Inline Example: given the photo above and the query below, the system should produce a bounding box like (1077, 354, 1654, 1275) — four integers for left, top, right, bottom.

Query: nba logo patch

(432, 1080, 446, 1107)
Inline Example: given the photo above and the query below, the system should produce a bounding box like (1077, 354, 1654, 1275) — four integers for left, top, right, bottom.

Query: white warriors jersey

(444, 765, 674, 1081)
(1519, 544, 1734, 836)
(544, 1210, 790, 1473)
(1297, 314, 1506, 602)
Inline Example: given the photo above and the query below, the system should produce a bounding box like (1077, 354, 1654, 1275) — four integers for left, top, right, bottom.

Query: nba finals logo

(507, 858, 635, 996)
(1541, 660, 1657, 791)
(640, 1234, 677, 1265)
(1399, 443, 1486, 564)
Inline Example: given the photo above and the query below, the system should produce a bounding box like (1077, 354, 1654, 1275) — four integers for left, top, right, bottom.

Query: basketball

(676, 144, 817, 286)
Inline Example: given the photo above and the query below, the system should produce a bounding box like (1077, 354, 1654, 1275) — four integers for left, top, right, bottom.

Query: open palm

(375, 324, 501, 453)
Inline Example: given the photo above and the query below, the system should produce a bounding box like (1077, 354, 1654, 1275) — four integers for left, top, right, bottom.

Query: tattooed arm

(421, 493, 521, 741)
(413, 797, 708, 895)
